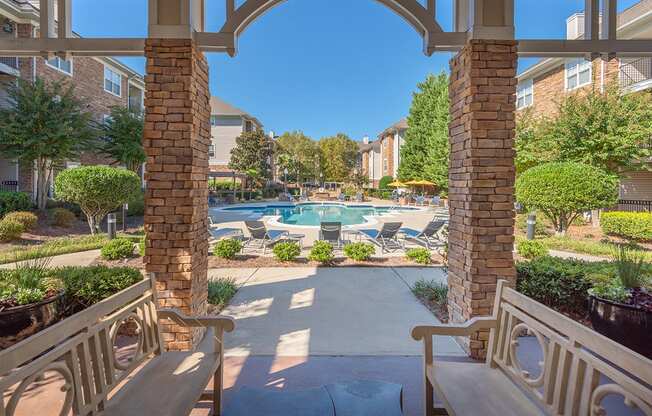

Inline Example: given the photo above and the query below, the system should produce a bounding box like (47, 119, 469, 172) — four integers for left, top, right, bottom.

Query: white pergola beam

(584, 0, 599, 40)
(39, 0, 55, 38)
(602, 0, 617, 41)
(0, 38, 146, 56)
(519, 39, 652, 57)
(57, 0, 72, 39)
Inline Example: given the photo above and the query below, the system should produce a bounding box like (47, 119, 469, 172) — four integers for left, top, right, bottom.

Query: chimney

(268, 130, 275, 139)
(566, 13, 585, 40)
(362, 136, 369, 144)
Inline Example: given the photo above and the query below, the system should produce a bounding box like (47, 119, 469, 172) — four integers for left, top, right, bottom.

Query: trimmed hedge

(101, 238, 135, 260)
(516, 239, 548, 259)
(3, 211, 38, 231)
(0, 219, 24, 242)
(50, 208, 76, 227)
(0, 191, 32, 218)
(601, 211, 652, 242)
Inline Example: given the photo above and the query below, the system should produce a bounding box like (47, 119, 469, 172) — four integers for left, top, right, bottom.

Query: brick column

(447, 40, 518, 360)
(143, 39, 211, 351)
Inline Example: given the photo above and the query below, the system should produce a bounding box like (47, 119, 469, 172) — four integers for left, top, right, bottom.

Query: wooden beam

(427, 0, 435, 18)
(0, 38, 146, 56)
(602, 0, 617, 41)
(226, 0, 235, 18)
(584, 0, 599, 40)
(39, 0, 55, 38)
(57, 0, 72, 39)
(518, 39, 652, 57)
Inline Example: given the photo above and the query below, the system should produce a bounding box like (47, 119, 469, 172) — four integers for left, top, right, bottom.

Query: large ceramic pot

(0, 293, 63, 349)
(588, 294, 651, 358)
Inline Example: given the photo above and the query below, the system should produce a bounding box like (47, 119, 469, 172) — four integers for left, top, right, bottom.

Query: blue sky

(72, 0, 639, 140)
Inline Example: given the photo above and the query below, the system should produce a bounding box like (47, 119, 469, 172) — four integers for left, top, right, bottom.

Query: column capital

(455, 0, 515, 40)
(148, 0, 205, 38)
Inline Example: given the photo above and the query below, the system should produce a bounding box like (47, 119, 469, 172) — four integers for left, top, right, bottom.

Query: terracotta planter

(0, 293, 64, 349)
(588, 294, 651, 358)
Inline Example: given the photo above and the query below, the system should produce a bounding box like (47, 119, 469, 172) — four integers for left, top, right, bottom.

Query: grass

(412, 279, 448, 304)
(207, 278, 238, 311)
(0, 233, 144, 265)
(534, 236, 652, 262)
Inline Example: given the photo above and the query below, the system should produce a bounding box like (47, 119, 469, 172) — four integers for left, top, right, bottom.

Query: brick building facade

(516, 3, 652, 201)
(359, 118, 407, 188)
(0, 0, 145, 197)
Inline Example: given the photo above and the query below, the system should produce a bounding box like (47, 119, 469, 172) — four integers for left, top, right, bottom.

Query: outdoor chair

(358, 222, 404, 253)
(355, 192, 364, 202)
(400, 220, 446, 249)
(244, 221, 290, 254)
(319, 222, 345, 249)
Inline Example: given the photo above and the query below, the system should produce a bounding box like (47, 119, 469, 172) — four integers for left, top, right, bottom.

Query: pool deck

(209, 199, 447, 254)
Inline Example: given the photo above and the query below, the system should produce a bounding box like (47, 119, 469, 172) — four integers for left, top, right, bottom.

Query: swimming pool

(221, 203, 419, 227)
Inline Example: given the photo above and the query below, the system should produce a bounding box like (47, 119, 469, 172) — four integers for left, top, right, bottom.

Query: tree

(275, 131, 320, 184)
(515, 86, 652, 176)
(100, 107, 145, 172)
(228, 130, 273, 181)
(379, 175, 394, 190)
(54, 166, 140, 234)
(398, 72, 450, 189)
(318, 134, 358, 182)
(0, 78, 96, 210)
(516, 162, 618, 235)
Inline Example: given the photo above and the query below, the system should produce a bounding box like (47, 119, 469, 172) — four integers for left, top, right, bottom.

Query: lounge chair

(400, 220, 446, 249)
(319, 222, 344, 249)
(355, 192, 364, 203)
(358, 222, 404, 253)
(243, 221, 290, 254)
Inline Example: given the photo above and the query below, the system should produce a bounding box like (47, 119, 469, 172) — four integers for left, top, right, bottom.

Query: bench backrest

(0, 276, 162, 416)
(487, 280, 652, 416)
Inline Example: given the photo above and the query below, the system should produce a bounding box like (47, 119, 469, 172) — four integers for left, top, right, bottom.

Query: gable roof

(378, 118, 408, 138)
(210, 96, 263, 127)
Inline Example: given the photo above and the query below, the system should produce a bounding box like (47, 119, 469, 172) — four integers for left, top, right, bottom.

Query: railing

(606, 199, 652, 213)
(0, 180, 18, 192)
(0, 56, 18, 69)
(619, 57, 652, 89)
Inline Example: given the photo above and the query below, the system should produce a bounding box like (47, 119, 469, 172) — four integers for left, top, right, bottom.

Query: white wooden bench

(412, 280, 652, 416)
(0, 274, 235, 416)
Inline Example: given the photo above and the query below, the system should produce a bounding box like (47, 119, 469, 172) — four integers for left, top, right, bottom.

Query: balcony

(620, 57, 652, 92)
(0, 56, 19, 76)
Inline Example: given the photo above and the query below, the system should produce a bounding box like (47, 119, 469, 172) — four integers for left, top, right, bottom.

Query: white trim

(45, 56, 73, 76)
(516, 78, 534, 109)
(564, 58, 592, 91)
(103, 65, 122, 97)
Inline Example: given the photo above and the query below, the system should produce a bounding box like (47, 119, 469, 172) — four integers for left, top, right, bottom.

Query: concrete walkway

(0, 249, 101, 269)
(215, 267, 462, 357)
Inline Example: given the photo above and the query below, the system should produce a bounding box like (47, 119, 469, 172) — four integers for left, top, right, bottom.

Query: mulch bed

(413, 294, 449, 323)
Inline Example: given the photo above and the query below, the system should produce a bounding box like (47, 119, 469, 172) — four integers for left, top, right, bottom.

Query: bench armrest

(411, 317, 496, 340)
(159, 309, 236, 333)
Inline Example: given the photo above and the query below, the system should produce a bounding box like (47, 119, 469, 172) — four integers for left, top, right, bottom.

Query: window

(565, 58, 592, 90)
(102, 114, 112, 125)
(209, 144, 215, 158)
(210, 115, 218, 126)
(516, 79, 533, 109)
(46, 57, 72, 75)
(104, 66, 122, 96)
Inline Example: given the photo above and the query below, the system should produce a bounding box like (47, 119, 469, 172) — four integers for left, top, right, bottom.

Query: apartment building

(359, 118, 407, 188)
(208, 96, 264, 178)
(0, 0, 145, 197)
(516, 0, 652, 201)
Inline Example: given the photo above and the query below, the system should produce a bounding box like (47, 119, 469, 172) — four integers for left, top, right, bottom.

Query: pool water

(223, 203, 417, 226)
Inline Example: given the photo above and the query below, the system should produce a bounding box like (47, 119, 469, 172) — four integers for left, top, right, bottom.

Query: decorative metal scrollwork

(109, 312, 144, 371)
(508, 323, 548, 388)
(5, 362, 74, 416)
(591, 384, 652, 416)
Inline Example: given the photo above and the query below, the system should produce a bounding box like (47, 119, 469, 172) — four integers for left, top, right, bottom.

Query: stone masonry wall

(143, 39, 211, 351)
(447, 40, 518, 360)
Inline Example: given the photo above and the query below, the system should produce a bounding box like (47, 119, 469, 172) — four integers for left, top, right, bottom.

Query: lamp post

(320, 172, 323, 189)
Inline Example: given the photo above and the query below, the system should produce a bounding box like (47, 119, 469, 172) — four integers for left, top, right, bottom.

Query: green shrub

(309, 241, 335, 264)
(56, 266, 142, 308)
(138, 238, 146, 256)
(601, 211, 652, 242)
(406, 248, 432, 265)
(515, 214, 550, 237)
(3, 211, 38, 231)
(54, 166, 140, 234)
(50, 208, 76, 227)
(0, 191, 32, 218)
(516, 162, 618, 234)
(213, 238, 243, 259)
(516, 239, 548, 259)
(0, 219, 24, 242)
(127, 191, 145, 216)
(273, 241, 301, 262)
(100, 238, 135, 260)
(0, 260, 63, 307)
(208, 278, 237, 310)
(379, 176, 394, 190)
(343, 242, 376, 261)
(516, 256, 610, 315)
(412, 279, 448, 305)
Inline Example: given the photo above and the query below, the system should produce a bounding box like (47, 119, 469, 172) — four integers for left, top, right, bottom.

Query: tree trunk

(35, 159, 49, 211)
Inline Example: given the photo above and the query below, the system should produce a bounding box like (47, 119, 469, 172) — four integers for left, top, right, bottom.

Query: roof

(358, 140, 381, 153)
(518, 0, 652, 81)
(210, 96, 263, 127)
(378, 118, 408, 138)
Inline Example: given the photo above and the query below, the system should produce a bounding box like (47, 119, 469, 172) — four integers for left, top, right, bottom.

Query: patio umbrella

(387, 180, 407, 188)
(405, 179, 436, 194)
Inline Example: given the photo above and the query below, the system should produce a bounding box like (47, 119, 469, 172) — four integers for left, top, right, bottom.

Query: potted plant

(0, 260, 64, 348)
(588, 245, 651, 358)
